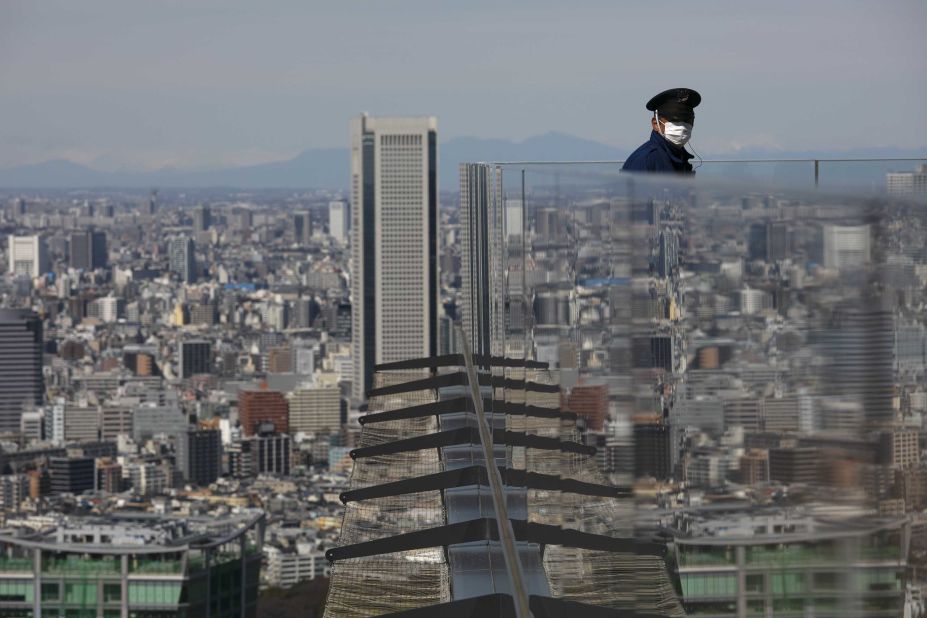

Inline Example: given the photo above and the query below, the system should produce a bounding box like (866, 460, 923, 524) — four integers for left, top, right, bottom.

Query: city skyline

(1, 0, 925, 171)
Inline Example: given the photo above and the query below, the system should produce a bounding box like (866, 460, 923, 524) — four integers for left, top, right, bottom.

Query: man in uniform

(622, 88, 701, 174)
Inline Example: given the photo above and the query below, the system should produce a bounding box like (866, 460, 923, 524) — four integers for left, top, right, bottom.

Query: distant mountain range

(0, 132, 924, 190)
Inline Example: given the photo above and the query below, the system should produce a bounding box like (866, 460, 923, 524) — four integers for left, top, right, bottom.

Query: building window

(744, 573, 764, 593)
(41, 581, 60, 601)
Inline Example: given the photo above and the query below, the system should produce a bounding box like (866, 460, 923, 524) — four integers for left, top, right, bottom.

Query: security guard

(622, 88, 701, 174)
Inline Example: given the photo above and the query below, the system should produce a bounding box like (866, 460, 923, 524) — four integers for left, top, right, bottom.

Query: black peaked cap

(646, 88, 701, 122)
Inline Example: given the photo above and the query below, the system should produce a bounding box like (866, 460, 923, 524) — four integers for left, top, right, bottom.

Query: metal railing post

(456, 324, 532, 618)
(814, 159, 820, 187)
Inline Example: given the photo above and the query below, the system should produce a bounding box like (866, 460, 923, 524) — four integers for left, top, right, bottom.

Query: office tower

(657, 228, 678, 277)
(144, 188, 158, 215)
(766, 221, 790, 261)
(0, 309, 44, 433)
(88, 296, 124, 322)
(49, 457, 95, 495)
(504, 198, 524, 239)
(633, 419, 672, 481)
(193, 205, 212, 232)
(329, 200, 348, 243)
(0, 475, 29, 510)
(887, 164, 927, 197)
(96, 459, 123, 493)
(290, 297, 317, 329)
(132, 403, 188, 442)
(350, 114, 438, 400)
(19, 410, 44, 441)
(9, 197, 27, 218)
(747, 222, 767, 261)
(7, 235, 49, 278)
(189, 302, 218, 326)
(100, 404, 133, 440)
(238, 389, 288, 436)
(69, 230, 107, 270)
(822, 224, 870, 270)
(266, 345, 292, 373)
(815, 307, 895, 428)
(293, 211, 312, 244)
(176, 428, 222, 486)
(288, 386, 342, 435)
(169, 236, 196, 284)
(63, 403, 100, 442)
(178, 340, 211, 379)
(245, 432, 291, 476)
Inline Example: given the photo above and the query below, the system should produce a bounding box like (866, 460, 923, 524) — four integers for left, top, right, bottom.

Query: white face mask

(660, 119, 693, 147)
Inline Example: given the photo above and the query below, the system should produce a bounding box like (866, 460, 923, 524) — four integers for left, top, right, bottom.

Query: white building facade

(350, 115, 438, 401)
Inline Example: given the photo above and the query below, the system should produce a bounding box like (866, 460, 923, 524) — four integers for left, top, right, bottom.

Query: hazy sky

(1, 0, 925, 169)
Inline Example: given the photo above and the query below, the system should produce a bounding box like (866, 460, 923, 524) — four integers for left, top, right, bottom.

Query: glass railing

(44, 556, 120, 575)
(0, 556, 33, 572)
(458, 158, 920, 611)
(482, 158, 927, 194)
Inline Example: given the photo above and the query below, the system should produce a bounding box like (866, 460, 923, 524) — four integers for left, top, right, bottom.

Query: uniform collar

(650, 130, 693, 164)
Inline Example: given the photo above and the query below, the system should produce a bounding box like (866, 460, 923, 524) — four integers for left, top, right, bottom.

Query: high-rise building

(176, 428, 222, 486)
(815, 307, 895, 428)
(244, 432, 291, 476)
(350, 114, 439, 400)
(0, 309, 44, 433)
(7, 235, 49, 278)
(178, 340, 211, 379)
(49, 457, 95, 495)
(293, 211, 312, 244)
(633, 418, 672, 481)
(193, 205, 212, 232)
(328, 200, 348, 243)
(288, 386, 342, 435)
(69, 230, 108, 270)
(238, 389, 288, 436)
(822, 224, 870, 271)
(887, 164, 927, 197)
(169, 236, 196, 284)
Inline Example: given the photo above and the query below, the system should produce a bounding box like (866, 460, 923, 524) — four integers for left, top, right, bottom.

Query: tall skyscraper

(193, 205, 212, 232)
(176, 428, 222, 486)
(0, 309, 44, 433)
(7, 235, 49, 278)
(350, 114, 438, 400)
(293, 211, 312, 244)
(178, 340, 212, 379)
(69, 230, 108, 270)
(169, 236, 196, 284)
(328, 200, 348, 243)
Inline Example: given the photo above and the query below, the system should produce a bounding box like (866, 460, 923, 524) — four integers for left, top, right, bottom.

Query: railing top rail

(478, 157, 927, 165)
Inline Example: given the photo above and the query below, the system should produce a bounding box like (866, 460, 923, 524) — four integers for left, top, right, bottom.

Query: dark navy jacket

(622, 130, 694, 174)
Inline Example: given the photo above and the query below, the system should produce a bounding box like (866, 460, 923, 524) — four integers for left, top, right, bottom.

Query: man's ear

(651, 116, 660, 132)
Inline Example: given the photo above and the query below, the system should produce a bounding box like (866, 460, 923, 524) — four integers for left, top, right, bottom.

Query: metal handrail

(456, 323, 532, 618)
(484, 157, 927, 165)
